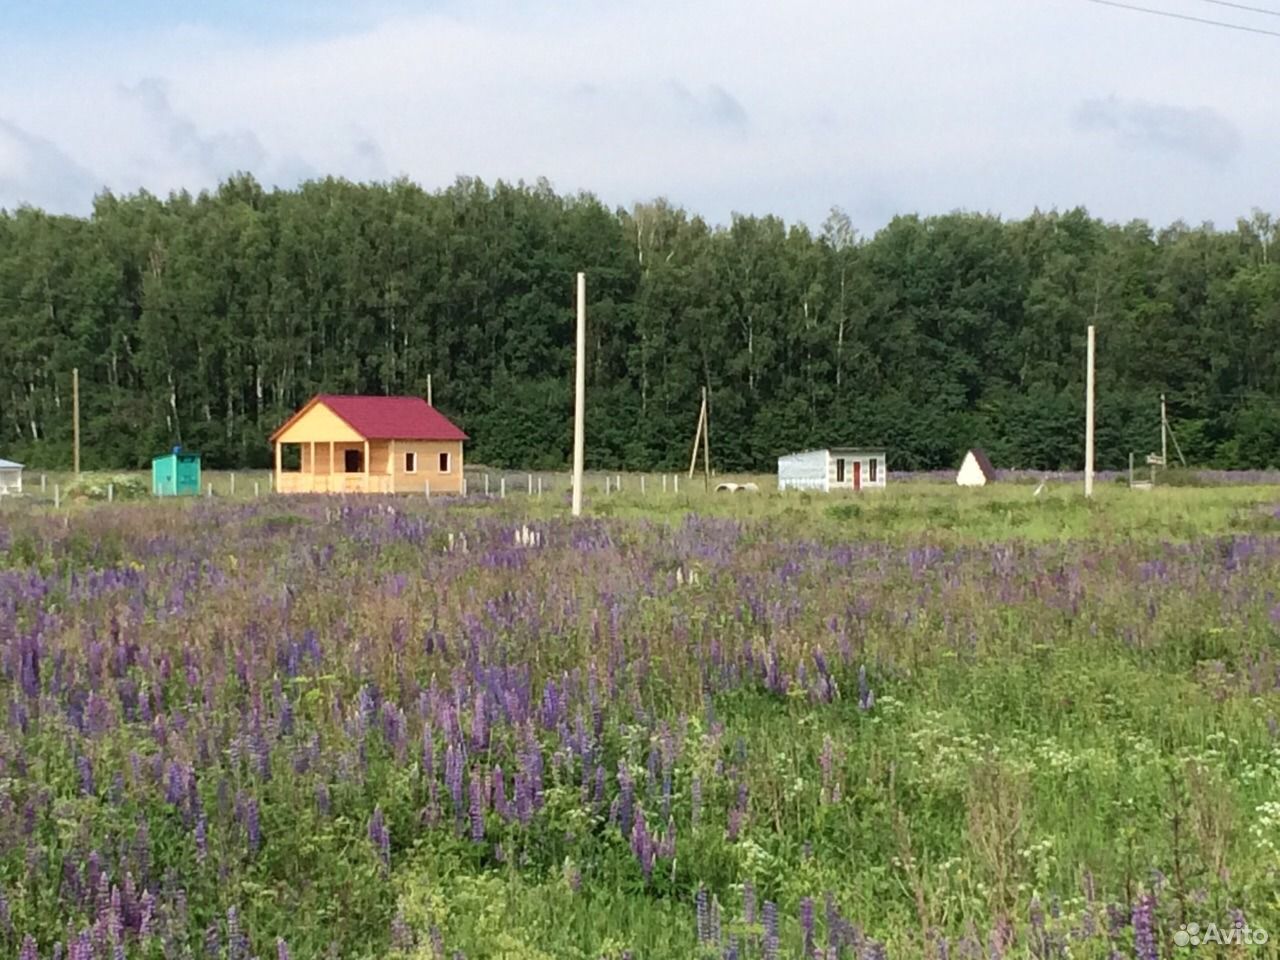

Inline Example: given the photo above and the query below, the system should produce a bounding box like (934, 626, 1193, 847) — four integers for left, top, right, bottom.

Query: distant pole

(230, 472, 236, 496)
(1129, 452, 1134, 487)
(254, 481, 260, 497)
(616, 474, 621, 492)
(427, 374, 433, 407)
(425, 478, 430, 500)
(701, 386, 712, 492)
(72, 367, 80, 476)
(688, 396, 705, 479)
(485, 473, 490, 496)
(54, 484, 60, 508)
(41, 473, 46, 492)
(107, 482, 114, 503)
(571, 272, 587, 517)
(528, 474, 533, 495)
(537, 477, 543, 498)
(674, 474, 679, 494)
(1160, 393, 1167, 467)
(500, 477, 506, 499)
(662, 474, 668, 493)
(640, 475, 646, 495)
(1085, 324, 1096, 499)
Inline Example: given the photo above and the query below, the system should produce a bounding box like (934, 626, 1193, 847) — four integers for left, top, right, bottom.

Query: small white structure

(0, 458, 23, 495)
(956, 448, 997, 487)
(777, 448, 886, 493)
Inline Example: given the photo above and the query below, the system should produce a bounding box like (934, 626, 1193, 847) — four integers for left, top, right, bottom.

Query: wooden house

(270, 395, 468, 495)
(956, 448, 997, 487)
(777, 448, 886, 492)
(0, 458, 23, 495)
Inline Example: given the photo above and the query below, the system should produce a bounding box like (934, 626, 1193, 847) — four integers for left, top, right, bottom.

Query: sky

(0, 0, 1276, 233)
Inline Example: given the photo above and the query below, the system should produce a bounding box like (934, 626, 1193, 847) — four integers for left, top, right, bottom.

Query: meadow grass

(0, 483, 1278, 958)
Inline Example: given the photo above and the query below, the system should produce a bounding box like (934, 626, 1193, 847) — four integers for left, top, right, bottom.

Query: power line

(1083, 0, 1280, 36)
(1194, 0, 1280, 19)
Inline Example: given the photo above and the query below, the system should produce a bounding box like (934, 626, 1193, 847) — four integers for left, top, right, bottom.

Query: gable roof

(0, 458, 21, 469)
(966, 448, 997, 481)
(270, 395, 468, 443)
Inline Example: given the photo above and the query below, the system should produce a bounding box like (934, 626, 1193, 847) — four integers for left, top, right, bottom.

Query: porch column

(329, 442, 335, 494)
(363, 439, 370, 493)
(389, 439, 396, 494)
(309, 442, 316, 493)
(274, 442, 282, 492)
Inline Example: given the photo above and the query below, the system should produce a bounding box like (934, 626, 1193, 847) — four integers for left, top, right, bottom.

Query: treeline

(2, 174, 1279, 472)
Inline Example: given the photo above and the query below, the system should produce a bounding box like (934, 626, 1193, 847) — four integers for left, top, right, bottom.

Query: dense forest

(2, 174, 1279, 472)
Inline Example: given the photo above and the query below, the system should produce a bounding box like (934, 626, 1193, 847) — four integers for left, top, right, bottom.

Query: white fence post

(663, 474, 668, 493)
(254, 481, 260, 497)
(640, 475, 646, 495)
(107, 483, 114, 503)
(41, 473, 47, 492)
(207, 483, 212, 498)
(425, 478, 431, 500)
(537, 477, 543, 498)
(230, 473, 236, 496)
(528, 474, 533, 495)
(54, 484, 60, 508)
(484, 474, 490, 496)
(500, 477, 506, 499)
(674, 475, 679, 494)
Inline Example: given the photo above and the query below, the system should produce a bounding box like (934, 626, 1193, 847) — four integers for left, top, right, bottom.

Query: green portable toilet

(152, 447, 202, 496)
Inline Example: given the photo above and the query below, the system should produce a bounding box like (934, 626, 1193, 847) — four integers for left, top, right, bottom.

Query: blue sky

(1, 0, 1277, 231)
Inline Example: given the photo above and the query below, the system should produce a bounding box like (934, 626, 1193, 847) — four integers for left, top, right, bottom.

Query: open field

(2, 485, 1280, 958)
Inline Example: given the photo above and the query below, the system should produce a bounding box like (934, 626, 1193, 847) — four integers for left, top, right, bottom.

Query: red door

(853, 461, 862, 491)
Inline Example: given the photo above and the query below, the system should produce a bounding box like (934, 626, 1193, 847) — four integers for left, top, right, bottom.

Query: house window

(835, 458, 846, 483)
(344, 449, 363, 473)
(869, 458, 878, 482)
(439, 451, 450, 473)
(405, 451, 417, 473)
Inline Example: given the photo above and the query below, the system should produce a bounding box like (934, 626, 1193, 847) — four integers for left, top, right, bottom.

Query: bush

(64, 473, 149, 501)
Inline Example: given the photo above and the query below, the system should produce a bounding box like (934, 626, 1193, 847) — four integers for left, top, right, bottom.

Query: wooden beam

(389, 439, 396, 494)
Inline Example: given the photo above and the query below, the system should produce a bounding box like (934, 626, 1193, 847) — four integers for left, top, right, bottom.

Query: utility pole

(1085, 325, 1095, 498)
(571, 273, 586, 517)
(701, 386, 711, 492)
(72, 367, 81, 476)
(1160, 393, 1167, 467)
(427, 374, 433, 407)
(688, 396, 704, 479)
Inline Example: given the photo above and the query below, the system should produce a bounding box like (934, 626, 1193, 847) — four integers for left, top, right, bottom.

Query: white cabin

(0, 458, 23, 496)
(778, 448, 886, 493)
(956, 449, 996, 487)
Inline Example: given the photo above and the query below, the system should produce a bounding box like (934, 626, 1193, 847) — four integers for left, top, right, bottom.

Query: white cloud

(0, 0, 1275, 228)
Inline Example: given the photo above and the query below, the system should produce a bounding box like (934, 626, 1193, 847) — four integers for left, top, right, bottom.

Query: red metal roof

(271, 394, 468, 442)
(319, 395, 468, 441)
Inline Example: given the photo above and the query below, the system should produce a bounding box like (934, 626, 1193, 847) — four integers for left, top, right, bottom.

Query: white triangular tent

(956, 449, 996, 487)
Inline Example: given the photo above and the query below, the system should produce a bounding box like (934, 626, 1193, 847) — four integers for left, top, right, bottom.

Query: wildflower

(20, 935, 39, 960)
(277, 938, 291, 960)
(369, 807, 391, 866)
(468, 772, 485, 842)
(77, 755, 95, 796)
(800, 897, 816, 957)
(762, 901, 780, 960)
(858, 665, 875, 711)
(1132, 894, 1157, 960)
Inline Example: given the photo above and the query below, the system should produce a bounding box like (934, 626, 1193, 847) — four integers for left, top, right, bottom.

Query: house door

(344, 449, 363, 473)
(835, 458, 846, 484)
(853, 461, 862, 491)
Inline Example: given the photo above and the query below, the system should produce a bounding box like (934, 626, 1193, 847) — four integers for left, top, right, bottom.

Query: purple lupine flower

(857, 665, 875, 711)
(0, 885, 10, 934)
(227, 906, 249, 960)
(241, 796, 261, 854)
(77, 755, 95, 796)
(800, 897, 815, 957)
(471, 691, 489, 752)
(696, 887, 711, 943)
(743, 881, 756, 925)
(1132, 894, 1157, 960)
(445, 744, 464, 819)
(277, 937, 291, 960)
(19, 934, 38, 960)
(630, 808, 654, 881)
(315, 781, 331, 815)
(617, 766, 635, 840)
(863, 941, 887, 960)
(1028, 896, 1047, 958)
(492, 764, 509, 820)
(762, 901, 779, 960)
(369, 807, 391, 866)
(468, 772, 486, 842)
(391, 912, 414, 951)
(691, 775, 703, 827)
(988, 914, 1013, 959)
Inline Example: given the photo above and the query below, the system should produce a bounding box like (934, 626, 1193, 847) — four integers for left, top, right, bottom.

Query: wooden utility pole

(72, 367, 81, 476)
(427, 374, 433, 407)
(571, 273, 586, 517)
(688, 397, 704, 479)
(701, 386, 711, 491)
(1085, 325, 1095, 498)
(1160, 393, 1168, 467)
